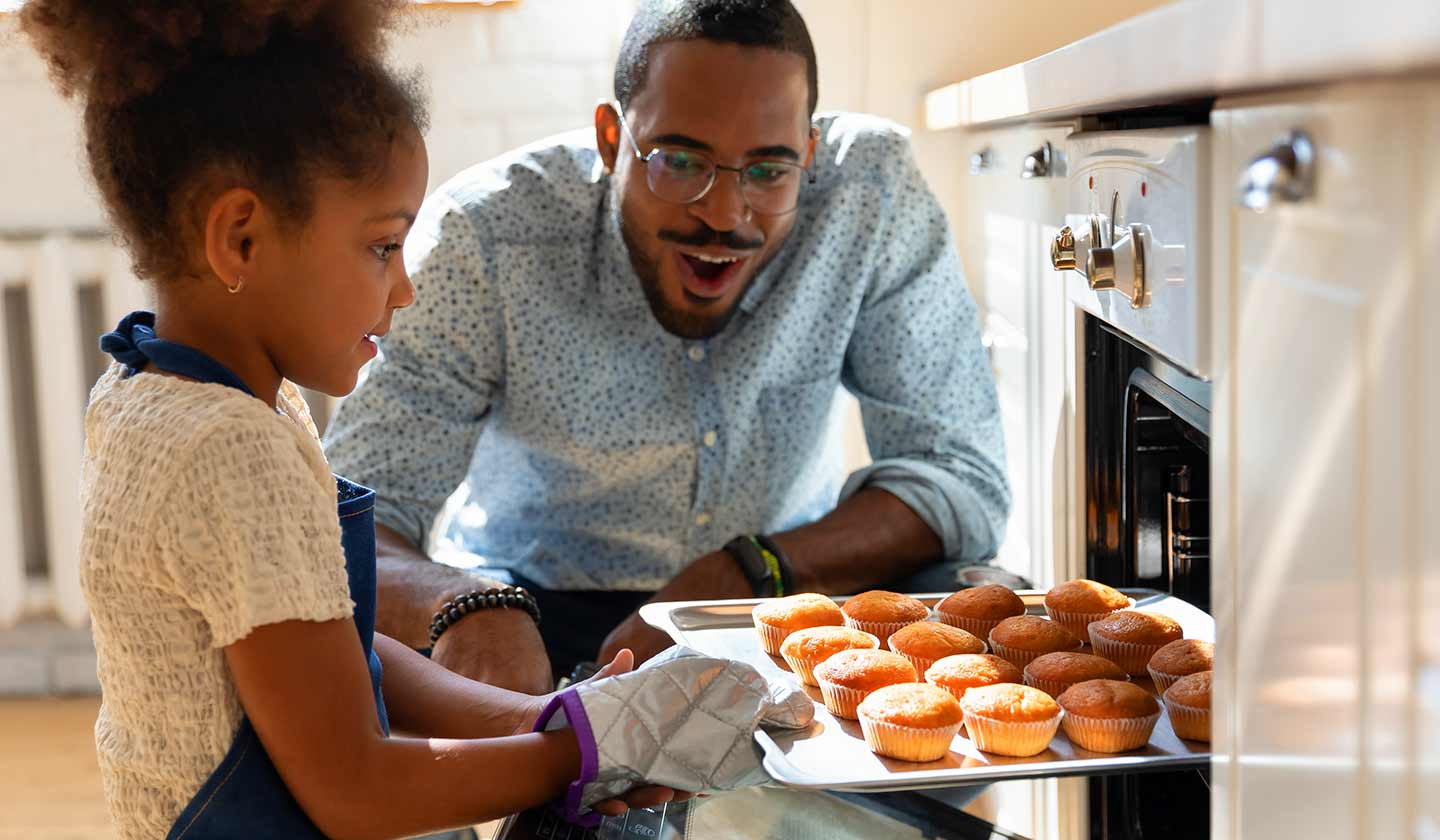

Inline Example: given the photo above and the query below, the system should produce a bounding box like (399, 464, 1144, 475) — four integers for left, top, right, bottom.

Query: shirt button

(687, 345, 706, 362)
(694, 512, 712, 527)
(702, 430, 718, 448)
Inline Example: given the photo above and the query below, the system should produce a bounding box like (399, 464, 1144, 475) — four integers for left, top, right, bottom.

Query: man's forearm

(374, 523, 508, 648)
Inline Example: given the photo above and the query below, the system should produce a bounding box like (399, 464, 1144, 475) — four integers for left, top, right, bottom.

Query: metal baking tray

(640, 589, 1212, 793)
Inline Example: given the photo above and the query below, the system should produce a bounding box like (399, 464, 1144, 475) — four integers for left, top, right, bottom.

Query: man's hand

(431, 607, 553, 695)
(597, 610, 674, 666)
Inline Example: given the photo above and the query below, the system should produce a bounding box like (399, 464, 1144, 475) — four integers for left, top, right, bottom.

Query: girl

(21, 2, 804, 837)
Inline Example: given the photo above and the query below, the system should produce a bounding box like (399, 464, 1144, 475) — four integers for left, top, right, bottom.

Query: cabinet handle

(1021, 141, 1054, 178)
(970, 146, 993, 175)
(1237, 130, 1315, 211)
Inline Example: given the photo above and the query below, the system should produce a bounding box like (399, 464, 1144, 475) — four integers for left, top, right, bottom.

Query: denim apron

(101, 311, 388, 839)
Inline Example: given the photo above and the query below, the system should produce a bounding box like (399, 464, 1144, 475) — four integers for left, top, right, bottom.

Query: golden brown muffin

(857, 683, 965, 762)
(1043, 579, 1133, 640)
(1147, 639, 1215, 694)
(779, 625, 879, 686)
(888, 621, 986, 675)
(924, 653, 1023, 702)
(841, 590, 930, 646)
(935, 585, 1025, 639)
(987, 615, 1082, 668)
(1087, 611, 1184, 675)
(1057, 679, 1162, 752)
(752, 593, 844, 655)
(958, 683, 1062, 757)
(812, 648, 919, 720)
(1164, 671, 1212, 742)
(1023, 651, 1128, 698)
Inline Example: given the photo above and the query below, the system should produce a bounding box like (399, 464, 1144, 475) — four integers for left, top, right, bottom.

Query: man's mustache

(659, 226, 763, 251)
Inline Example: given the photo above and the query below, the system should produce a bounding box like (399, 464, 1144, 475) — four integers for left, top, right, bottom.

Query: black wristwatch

(723, 535, 795, 598)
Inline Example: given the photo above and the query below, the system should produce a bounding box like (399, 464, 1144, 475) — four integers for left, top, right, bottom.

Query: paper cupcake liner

(934, 613, 1007, 641)
(1023, 669, 1130, 699)
(815, 679, 870, 720)
(843, 615, 923, 646)
(1164, 698, 1211, 742)
(754, 620, 794, 656)
(780, 632, 879, 686)
(961, 710, 1062, 757)
(858, 716, 962, 763)
(1147, 664, 1202, 696)
(1086, 630, 1168, 676)
(1060, 710, 1161, 753)
(1045, 598, 1133, 643)
(986, 635, 1082, 670)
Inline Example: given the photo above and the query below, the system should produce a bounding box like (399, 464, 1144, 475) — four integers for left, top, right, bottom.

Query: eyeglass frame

(612, 105, 819, 216)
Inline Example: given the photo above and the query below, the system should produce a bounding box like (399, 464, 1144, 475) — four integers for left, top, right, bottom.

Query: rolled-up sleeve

(324, 193, 505, 549)
(838, 134, 1011, 564)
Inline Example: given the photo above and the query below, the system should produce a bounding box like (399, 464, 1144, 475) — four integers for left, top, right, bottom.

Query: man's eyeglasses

(615, 107, 817, 217)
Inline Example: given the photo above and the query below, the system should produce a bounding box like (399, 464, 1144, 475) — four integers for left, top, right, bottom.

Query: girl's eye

(371, 242, 402, 262)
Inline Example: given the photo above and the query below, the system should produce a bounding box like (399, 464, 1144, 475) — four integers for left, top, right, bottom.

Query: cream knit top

(80, 363, 355, 839)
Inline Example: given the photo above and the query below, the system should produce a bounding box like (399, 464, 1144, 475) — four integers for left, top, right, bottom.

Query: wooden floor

(0, 697, 114, 840)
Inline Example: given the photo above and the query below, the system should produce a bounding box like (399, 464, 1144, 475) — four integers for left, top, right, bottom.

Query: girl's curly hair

(20, 1, 429, 282)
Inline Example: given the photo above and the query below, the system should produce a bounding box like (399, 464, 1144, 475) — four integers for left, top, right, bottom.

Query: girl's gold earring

(228, 275, 245, 295)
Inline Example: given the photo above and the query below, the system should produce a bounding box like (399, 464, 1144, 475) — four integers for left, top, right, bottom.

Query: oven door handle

(1236, 130, 1315, 212)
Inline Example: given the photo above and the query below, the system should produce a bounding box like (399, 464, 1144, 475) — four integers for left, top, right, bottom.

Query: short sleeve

(161, 422, 354, 648)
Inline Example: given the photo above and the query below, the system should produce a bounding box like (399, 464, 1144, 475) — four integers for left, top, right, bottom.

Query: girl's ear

(202, 187, 264, 292)
(595, 102, 622, 174)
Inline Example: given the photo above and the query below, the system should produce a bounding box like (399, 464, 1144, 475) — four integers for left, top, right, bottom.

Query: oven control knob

(1050, 226, 1077, 270)
(1085, 223, 1149, 309)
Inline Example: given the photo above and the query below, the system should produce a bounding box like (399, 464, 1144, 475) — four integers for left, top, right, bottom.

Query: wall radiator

(0, 232, 147, 630)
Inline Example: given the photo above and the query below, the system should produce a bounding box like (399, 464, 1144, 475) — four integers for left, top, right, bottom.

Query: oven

(1059, 125, 1215, 840)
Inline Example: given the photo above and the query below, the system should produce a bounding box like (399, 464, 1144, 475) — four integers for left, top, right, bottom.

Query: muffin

(1087, 611, 1184, 675)
(1164, 670, 1211, 742)
(812, 648, 918, 720)
(987, 615, 1082, 669)
(1147, 639, 1214, 694)
(779, 625, 880, 686)
(958, 683, 1062, 757)
(1023, 651, 1128, 698)
(752, 593, 844, 655)
(888, 621, 986, 674)
(857, 683, 964, 762)
(1044, 579, 1133, 641)
(924, 654, 1023, 703)
(1056, 679, 1161, 752)
(935, 584, 1026, 640)
(841, 590, 930, 646)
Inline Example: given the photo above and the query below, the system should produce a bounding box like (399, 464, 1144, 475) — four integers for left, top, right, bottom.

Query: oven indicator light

(1089, 175, 1095, 190)
(1141, 181, 1148, 197)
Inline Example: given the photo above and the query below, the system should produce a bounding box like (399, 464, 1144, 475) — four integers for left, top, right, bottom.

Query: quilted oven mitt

(532, 646, 814, 825)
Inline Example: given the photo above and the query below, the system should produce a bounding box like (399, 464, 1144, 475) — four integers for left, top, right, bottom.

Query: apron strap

(100, 311, 255, 396)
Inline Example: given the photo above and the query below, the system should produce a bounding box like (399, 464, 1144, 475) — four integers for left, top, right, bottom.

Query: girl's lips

(361, 335, 378, 357)
(674, 250, 748, 300)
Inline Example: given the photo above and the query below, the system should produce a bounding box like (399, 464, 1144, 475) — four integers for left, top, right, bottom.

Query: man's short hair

(614, 0, 819, 116)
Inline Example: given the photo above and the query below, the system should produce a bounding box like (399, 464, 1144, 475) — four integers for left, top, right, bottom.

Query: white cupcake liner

(815, 679, 870, 720)
(1086, 629, 1169, 676)
(1060, 710, 1161, 753)
(987, 634, 1083, 670)
(1023, 668, 1130, 699)
(844, 615, 925, 646)
(934, 612, 1008, 641)
(888, 639, 987, 678)
(780, 632, 879, 686)
(754, 619, 792, 656)
(1044, 598, 1134, 642)
(961, 710, 1062, 757)
(1164, 698, 1211, 742)
(1147, 664, 1205, 696)
(858, 715, 962, 763)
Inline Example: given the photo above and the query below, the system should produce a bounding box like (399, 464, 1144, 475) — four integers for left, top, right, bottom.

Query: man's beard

(618, 212, 762, 341)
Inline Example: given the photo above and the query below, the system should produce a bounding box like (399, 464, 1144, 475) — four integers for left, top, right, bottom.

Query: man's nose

(687, 169, 750, 233)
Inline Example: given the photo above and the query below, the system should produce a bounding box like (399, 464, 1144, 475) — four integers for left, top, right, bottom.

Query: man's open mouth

(676, 250, 749, 300)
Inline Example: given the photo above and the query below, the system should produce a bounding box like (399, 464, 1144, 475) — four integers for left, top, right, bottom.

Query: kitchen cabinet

(1210, 79, 1439, 840)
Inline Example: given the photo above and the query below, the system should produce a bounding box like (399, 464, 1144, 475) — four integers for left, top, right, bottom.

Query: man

(325, 0, 1009, 694)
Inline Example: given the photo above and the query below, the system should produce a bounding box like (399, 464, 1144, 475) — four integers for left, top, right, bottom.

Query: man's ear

(202, 187, 263, 292)
(804, 125, 819, 168)
(596, 101, 622, 174)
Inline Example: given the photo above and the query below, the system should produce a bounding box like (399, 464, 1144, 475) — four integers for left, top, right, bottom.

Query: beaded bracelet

(428, 585, 542, 646)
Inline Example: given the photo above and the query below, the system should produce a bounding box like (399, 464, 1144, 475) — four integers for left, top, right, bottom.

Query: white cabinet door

(1211, 81, 1438, 840)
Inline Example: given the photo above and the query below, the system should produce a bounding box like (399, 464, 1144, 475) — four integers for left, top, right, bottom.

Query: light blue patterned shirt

(324, 114, 1009, 591)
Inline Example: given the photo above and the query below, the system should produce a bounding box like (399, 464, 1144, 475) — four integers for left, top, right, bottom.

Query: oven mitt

(532, 645, 814, 826)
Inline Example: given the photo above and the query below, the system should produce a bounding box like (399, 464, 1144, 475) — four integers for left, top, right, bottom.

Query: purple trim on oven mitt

(532, 688, 601, 828)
